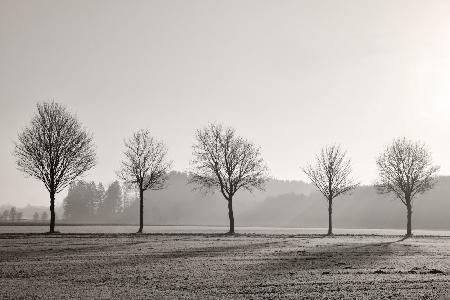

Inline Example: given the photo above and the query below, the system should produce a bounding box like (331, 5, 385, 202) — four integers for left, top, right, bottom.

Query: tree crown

(118, 129, 171, 191)
(303, 144, 359, 201)
(14, 101, 96, 194)
(188, 123, 269, 200)
(376, 137, 439, 204)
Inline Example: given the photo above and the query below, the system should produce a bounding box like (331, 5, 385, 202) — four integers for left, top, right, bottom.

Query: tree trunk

(228, 197, 234, 234)
(49, 190, 56, 233)
(406, 201, 412, 237)
(137, 188, 144, 233)
(328, 198, 333, 235)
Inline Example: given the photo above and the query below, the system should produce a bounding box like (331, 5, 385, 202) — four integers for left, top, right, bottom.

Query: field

(1, 233, 449, 299)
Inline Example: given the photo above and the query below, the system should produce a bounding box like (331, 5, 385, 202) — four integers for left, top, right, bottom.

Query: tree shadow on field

(83, 240, 287, 272)
(151, 240, 282, 260)
(146, 234, 335, 261)
(250, 236, 413, 277)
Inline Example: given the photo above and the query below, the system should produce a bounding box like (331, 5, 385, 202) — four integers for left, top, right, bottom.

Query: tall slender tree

(63, 181, 94, 221)
(14, 102, 96, 233)
(95, 182, 106, 214)
(102, 181, 123, 216)
(16, 212, 23, 222)
(122, 182, 137, 210)
(9, 207, 17, 222)
(2, 210, 9, 222)
(303, 145, 359, 235)
(118, 129, 171, 233)
(188, 123, 269, 234)
(41, 211, 48, 221)
(376, 137, 439, 237)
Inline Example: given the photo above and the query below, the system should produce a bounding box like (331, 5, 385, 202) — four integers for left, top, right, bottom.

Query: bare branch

(14, 101, 97, 194)
(188, 123, 269, 201)
(303, 144, 359, 202)
(375, 137, 439, 206)
(118, 129, 171, 192)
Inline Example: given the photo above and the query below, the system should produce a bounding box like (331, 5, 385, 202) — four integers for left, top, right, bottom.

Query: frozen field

(1, 233, 450, 299)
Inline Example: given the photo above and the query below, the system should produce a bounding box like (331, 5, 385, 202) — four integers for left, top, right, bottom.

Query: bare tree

(376, 137, 439, 237)
(16, 212, 23, 222)
(2, 210, 9, 222)
(14, 102, 96, 233)
(41, 211, 48, 221)
(118, 129, 171, 233)
(9, 207, 17, 222)
(303, 145, 359, 235)
(188, 123, 269, 234)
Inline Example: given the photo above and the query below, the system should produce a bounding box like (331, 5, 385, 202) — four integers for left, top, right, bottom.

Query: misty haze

(1, 1, 450, 299)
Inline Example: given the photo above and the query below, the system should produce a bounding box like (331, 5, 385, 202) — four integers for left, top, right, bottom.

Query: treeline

(63, 181, 138, 222)
(0, 207, 23, 222)
(0, 207, 48, 222)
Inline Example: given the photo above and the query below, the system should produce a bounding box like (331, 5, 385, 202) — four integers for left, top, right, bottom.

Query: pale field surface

(0, 233, 449, 299)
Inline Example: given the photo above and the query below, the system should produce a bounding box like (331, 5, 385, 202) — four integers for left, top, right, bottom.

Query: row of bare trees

(303, 140, 439, 237)
(14, 102, 439, 236)
(13, 102, 268, 234)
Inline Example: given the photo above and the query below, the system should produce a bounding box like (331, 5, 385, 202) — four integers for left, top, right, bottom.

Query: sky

(1, 0, 450, 207)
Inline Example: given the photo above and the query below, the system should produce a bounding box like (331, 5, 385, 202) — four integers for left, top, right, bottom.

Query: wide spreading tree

(189, 123, 269, 234)
(14, 102, 96, 233)
(376, 137, 439, 237)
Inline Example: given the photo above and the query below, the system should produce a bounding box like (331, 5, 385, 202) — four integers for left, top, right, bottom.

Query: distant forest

(60, 171, 313, 224)
(4, 171, 450, 230)
(18, 171, 446, 230)
(0, 206, 48, 223)
(62, 180, 138, 222)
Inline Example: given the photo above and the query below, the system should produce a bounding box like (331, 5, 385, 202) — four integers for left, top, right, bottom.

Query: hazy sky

(1, 0, 450, 207)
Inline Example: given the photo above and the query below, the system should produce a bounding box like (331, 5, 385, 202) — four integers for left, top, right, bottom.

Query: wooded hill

(136, 172, 450, 230)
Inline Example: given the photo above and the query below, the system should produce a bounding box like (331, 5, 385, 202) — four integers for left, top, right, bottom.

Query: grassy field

(0, 233, 449, 299)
